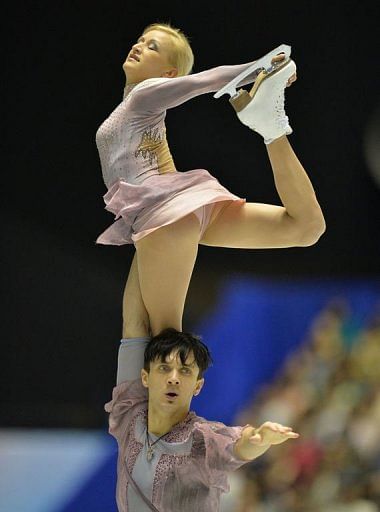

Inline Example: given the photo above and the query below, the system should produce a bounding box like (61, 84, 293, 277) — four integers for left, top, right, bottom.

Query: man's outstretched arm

(233, 421, 300, 461)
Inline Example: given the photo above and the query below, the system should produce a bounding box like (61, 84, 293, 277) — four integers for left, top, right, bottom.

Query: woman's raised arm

(128, 61, 260, 114)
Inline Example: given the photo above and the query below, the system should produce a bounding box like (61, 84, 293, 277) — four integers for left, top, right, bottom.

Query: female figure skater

(96, 23, 325, 339)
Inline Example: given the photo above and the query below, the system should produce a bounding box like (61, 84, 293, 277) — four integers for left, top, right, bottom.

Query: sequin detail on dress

(135, 127, 163, 166)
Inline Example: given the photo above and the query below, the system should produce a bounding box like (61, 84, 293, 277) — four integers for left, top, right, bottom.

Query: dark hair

(144, 328, 213, 379)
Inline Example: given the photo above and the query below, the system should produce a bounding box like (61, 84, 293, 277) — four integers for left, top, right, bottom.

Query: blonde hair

(142, 22, 194, 76)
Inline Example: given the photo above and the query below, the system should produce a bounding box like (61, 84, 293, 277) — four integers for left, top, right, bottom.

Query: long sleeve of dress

(128, 61, 260, 114)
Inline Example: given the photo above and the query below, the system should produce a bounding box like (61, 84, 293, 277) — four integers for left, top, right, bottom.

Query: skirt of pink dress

(96, 169, 245, 245)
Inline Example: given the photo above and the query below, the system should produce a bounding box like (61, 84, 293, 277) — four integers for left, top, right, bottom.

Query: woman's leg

(200, 136, 325, 249)
(135, 213, 200, 336)
(122, 252, 150, 338)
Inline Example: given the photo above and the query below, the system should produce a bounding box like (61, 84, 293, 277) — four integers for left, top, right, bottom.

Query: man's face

(141, 349, 204, 411)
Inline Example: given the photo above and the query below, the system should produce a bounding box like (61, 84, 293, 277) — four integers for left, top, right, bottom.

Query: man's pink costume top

(105, 339, 251, 511)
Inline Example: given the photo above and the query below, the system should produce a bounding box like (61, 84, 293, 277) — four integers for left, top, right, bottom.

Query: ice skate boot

(231, 59, 296, 143)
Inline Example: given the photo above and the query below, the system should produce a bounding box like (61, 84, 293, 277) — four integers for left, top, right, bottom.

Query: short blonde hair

(142, 22, 194, 76)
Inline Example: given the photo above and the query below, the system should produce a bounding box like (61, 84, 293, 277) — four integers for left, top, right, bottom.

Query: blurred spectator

(233, 299, 380, 512)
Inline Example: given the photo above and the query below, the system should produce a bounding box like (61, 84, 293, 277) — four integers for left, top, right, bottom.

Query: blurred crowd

(233, 300, 380, 512)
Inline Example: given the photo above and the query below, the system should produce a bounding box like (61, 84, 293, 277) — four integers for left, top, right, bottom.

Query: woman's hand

(271, 53, 297, 87)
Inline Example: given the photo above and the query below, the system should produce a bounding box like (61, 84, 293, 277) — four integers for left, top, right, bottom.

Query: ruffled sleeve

(104, 378, 148, 441)
(191, 420, 250, 492)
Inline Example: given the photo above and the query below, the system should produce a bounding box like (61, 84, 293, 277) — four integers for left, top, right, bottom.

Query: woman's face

(123, 30, 178, 84)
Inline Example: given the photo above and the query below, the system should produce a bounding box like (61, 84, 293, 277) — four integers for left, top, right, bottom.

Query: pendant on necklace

(147, 446, 154, 461)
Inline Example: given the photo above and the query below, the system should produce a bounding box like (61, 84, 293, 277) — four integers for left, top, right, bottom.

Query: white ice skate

(214, 45, 295, 144)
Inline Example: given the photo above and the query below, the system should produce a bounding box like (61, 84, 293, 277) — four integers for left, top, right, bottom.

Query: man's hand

(234, 421, 300, 461)
(244, 421, 300, 446)
(271, 53, 297, 87)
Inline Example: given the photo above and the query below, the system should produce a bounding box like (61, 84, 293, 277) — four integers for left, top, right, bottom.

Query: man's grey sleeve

(116, 337, 151, 385)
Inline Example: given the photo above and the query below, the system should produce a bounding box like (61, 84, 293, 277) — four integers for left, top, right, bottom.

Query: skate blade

(213, 44, 292, 99)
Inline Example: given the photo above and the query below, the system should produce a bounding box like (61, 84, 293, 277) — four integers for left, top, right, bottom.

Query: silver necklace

(146, 429, 169, 461)
(145, 412, 194, 461)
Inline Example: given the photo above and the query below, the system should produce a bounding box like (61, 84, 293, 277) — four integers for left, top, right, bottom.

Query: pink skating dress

(95, 62, 259, 245)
